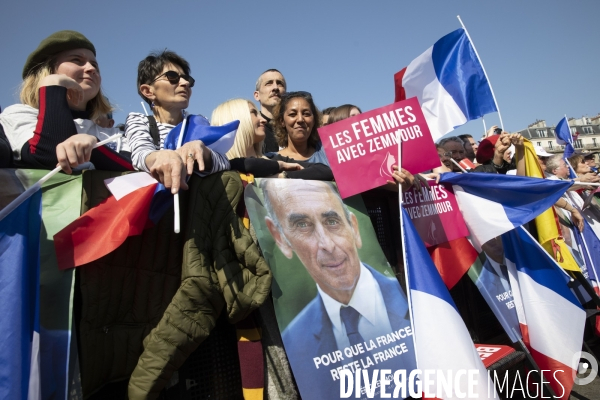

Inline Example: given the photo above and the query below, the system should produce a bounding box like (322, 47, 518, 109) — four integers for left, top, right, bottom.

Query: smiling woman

(0, 30, 131, 172)
(268, 91, 331, 167)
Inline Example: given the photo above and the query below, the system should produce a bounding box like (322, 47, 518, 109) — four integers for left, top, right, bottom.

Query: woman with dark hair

(324, 104, 362, 126)
(268, 91, 330, 166)
(0, 30, 131, 172)
(125, 50, 229, 193)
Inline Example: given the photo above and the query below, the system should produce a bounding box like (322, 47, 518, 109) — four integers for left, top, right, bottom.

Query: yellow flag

(523, 140, 581, 271)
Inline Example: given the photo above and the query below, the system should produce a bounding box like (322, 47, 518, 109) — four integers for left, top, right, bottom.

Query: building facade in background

(517, 114, 600, 155)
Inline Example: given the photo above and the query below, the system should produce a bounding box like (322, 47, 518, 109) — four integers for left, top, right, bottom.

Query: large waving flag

(503, 228, 585, 399)
(439, 172, 572, 250)
(164, 115, 239, 155)
(555, 117, 576, 158)
(403, 207, 498, 399)
(394, 28, 497, 141)
(0, 190, 42, 400)
(522, 140, 582, 272)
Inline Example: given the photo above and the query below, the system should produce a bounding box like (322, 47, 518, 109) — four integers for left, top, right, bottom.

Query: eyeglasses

(151, 71, 195, 88)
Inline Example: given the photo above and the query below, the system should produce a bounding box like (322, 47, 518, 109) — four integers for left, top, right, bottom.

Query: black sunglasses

(152, 70, 195, 88)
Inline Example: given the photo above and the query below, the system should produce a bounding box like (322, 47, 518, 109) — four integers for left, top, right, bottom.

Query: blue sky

(1, 0, 598, 141)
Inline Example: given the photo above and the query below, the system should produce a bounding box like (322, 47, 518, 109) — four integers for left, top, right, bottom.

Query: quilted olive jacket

(77, 171, 271, 399)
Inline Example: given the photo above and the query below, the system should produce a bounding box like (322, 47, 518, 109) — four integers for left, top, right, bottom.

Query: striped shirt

(125, 112, 230, 175)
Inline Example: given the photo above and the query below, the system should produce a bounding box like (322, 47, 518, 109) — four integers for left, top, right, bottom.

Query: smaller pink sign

(402, 181, 469, 247)
(318, 97, 439, 198)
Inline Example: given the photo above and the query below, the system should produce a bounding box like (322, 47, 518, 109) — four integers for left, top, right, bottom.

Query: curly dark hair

(272, 91, 322, 149)
(137, 50, 191, 105)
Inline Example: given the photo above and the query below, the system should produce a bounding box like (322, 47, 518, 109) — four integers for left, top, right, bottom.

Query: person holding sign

(261, 179, 416, 399)
(267, 91, 331, 166)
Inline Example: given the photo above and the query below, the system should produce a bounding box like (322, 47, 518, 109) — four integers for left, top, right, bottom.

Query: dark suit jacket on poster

(282, 265, 417, 399)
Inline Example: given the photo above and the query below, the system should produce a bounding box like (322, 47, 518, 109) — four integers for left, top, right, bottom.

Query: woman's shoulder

(126, 112, 148, 122)
(0, 103, 38, 119)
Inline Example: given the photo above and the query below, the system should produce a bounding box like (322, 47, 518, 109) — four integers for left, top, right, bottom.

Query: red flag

(427, 236, 479, 289)
(54, 175, 158, 270)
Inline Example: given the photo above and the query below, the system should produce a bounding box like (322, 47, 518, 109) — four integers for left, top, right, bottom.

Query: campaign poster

(467, 256, 521, 343)
(318, 97, 439, 198)
(245, 179, 417, 400)
(402, 181, 469, 247)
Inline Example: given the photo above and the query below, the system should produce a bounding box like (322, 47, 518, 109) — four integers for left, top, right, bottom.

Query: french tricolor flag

(503, 228, 586, 399)
(439, 173, 572, 250)
(394, 29, 497, 141)
(164, 115, 239, 155)
(403, 208, 498, 399)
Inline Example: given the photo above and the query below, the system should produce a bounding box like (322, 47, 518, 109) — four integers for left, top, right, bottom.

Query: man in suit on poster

(262, 179, 416, 399)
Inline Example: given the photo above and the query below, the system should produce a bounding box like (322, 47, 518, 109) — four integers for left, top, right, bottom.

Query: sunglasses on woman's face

(152, 70, 195, 88)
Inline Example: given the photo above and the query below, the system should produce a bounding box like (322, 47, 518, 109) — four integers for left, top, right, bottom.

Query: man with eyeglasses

(254, 69, 287, 153)
(438, 136, 467, 172)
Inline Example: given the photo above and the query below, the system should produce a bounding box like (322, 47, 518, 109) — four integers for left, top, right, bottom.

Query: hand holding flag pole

(0, 134, 123, 223)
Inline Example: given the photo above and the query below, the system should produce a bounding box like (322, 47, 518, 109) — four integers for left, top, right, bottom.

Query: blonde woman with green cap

(0, 30, 132, 173)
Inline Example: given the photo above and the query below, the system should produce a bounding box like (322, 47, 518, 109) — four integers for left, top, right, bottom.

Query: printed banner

(402, 181, 469, 247)
(245, 179, 417, 399)
(467, 256, 521, 343)
(318, 97, 438, 198)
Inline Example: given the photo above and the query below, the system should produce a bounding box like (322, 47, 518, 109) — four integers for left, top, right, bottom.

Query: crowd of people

(0, 29, 598, 260)
(2, 28, 600, 398)
(1, 29, 599, 248)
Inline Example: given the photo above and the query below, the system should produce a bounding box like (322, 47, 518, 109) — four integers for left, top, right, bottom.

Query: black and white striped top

(125, 112, 230, 175)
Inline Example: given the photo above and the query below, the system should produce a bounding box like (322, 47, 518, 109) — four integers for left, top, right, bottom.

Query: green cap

(22, 30, 96, 79)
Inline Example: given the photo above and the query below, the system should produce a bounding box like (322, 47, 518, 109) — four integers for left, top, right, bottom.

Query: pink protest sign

(318, 97, 439, 198)
(402, 181, 469, 247)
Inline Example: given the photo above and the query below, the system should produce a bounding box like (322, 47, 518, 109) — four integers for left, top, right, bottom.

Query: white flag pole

(0, 135, 123, 222)
(173, 114, 188, 234)
(141, 102, 149, 116)
(457, 15, 505, 132)
(397, 126, 420, 367)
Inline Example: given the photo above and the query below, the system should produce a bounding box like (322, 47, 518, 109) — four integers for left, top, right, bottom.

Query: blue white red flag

(403, 208, 498, 399)
(439, 172, 572, 249)
(394, 28, 497, 141)
(502, 228, 585, 399)
(555, 117, 576, 158)
(164, 115, 239, 155)
(0, 190, 42, 400)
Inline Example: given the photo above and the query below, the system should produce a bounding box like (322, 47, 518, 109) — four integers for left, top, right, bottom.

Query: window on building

(537, 129, 547, 138)
(593, 138, 597, 147)
(570, 127, 576, 134)
(583, 126, 593, 134)
(537, 142, 542, 147)
(548, 141, 553, 149)
(574, 139, 583, 149)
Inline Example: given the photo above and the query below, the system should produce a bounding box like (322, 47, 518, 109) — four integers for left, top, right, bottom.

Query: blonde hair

(211, 98, 263, 159)
(19, 56, 112, 120)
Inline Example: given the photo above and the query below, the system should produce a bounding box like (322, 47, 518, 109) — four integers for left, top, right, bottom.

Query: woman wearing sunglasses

(0, 30, 131, 172)
(125, 50, 229, 194)
(267, 91, 331, 167)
